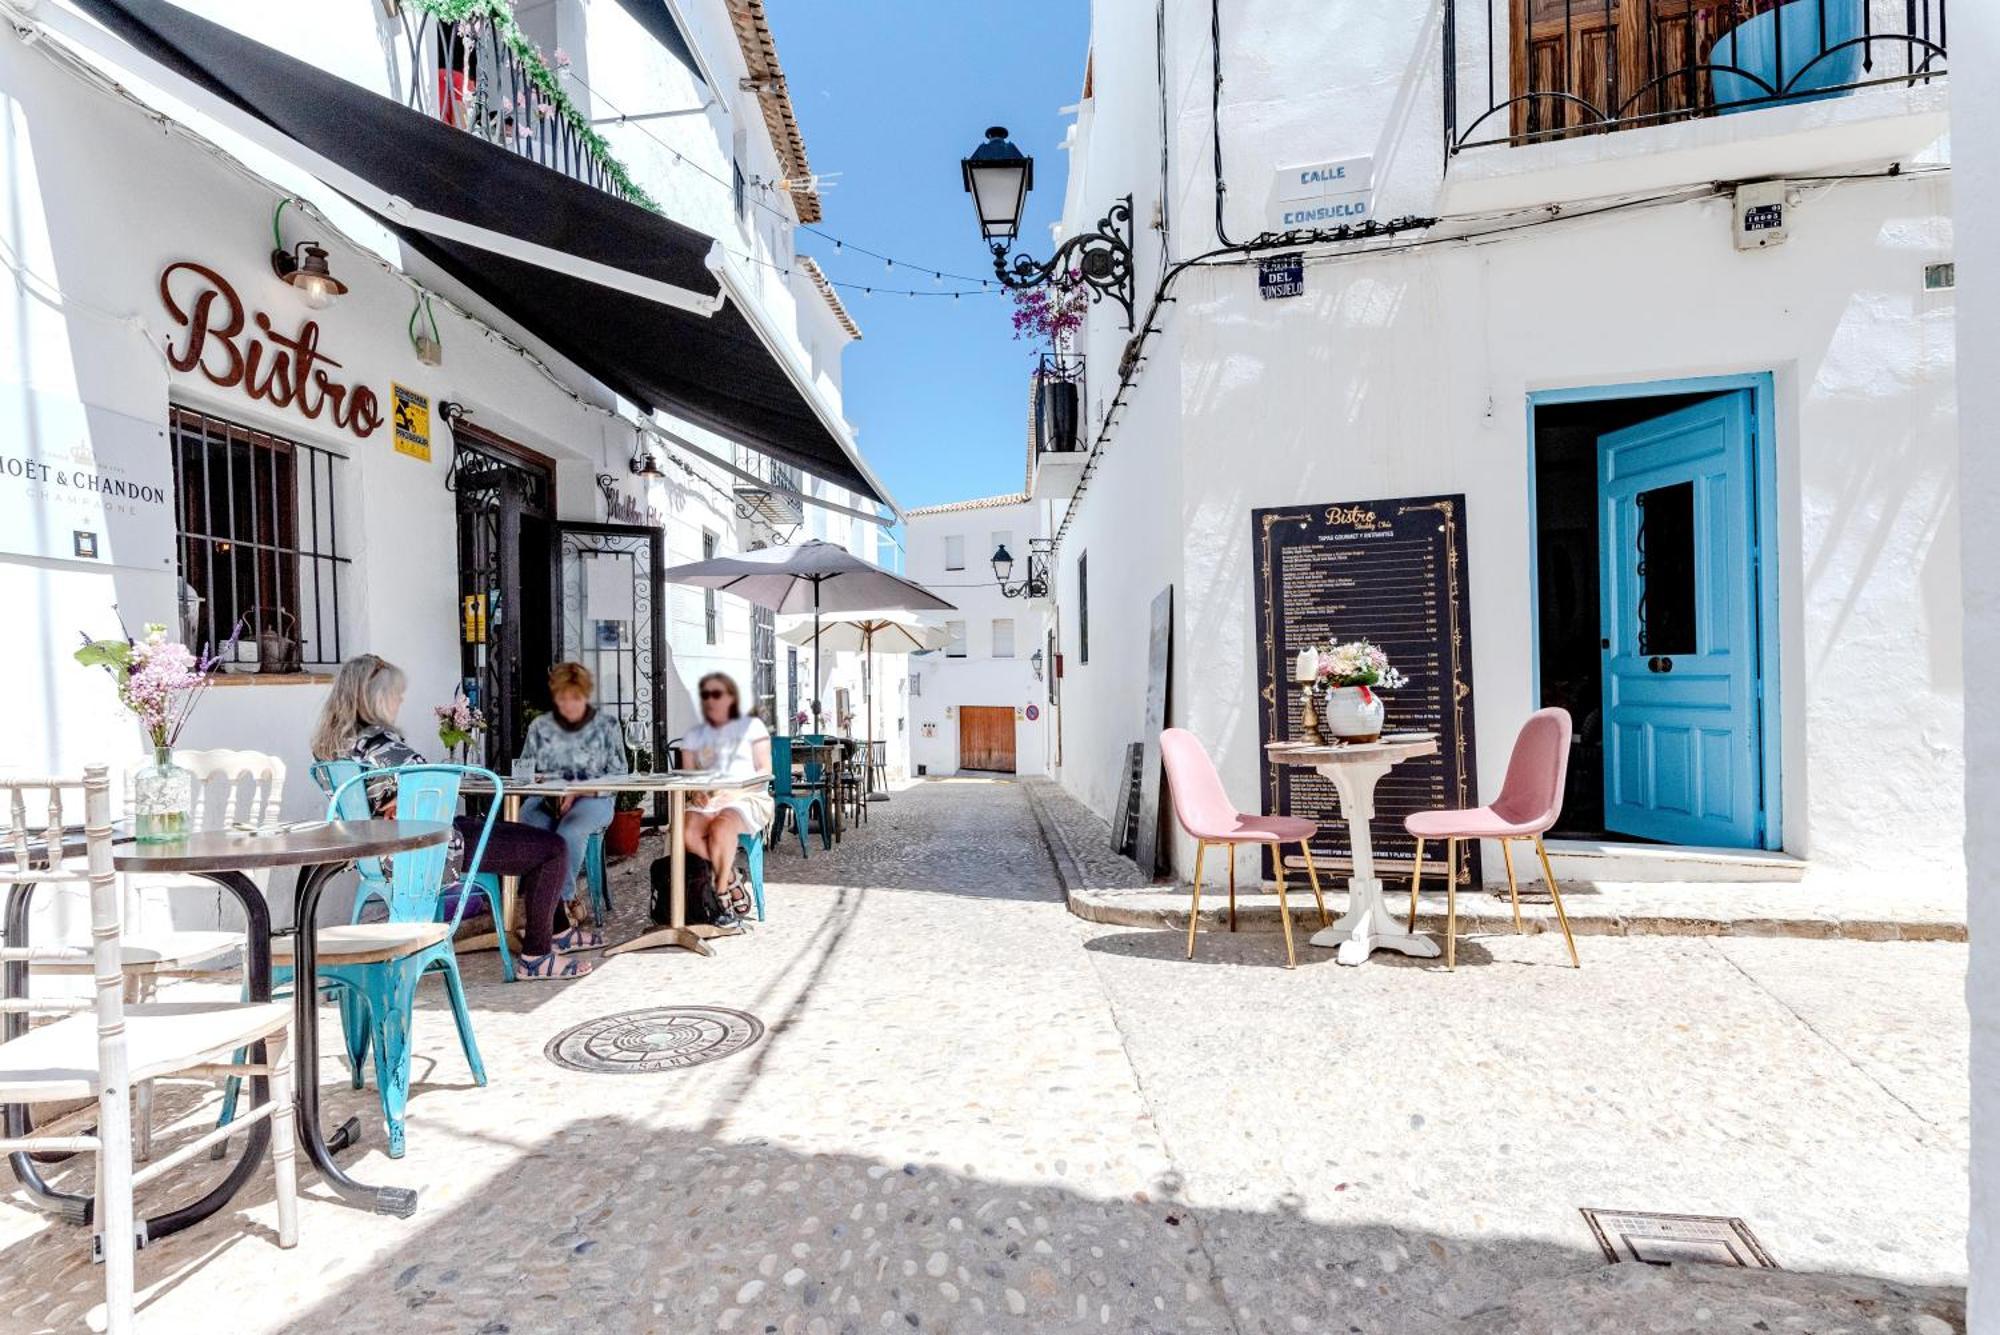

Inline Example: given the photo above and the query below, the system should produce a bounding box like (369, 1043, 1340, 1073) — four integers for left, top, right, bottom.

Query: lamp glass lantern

(990, 543, 1015, 584)
(272, 241, 348, 310)
(961, 127, 1033, 243)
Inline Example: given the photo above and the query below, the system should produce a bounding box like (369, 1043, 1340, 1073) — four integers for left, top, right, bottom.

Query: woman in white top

(678, 671, 775, 914)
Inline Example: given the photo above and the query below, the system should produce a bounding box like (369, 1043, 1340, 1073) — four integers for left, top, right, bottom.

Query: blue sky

(771, 4, 1092, 514)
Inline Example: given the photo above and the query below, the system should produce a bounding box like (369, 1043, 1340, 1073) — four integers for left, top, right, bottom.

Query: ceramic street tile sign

(0, 382, 174, 570)
(1258, 253, 1305, 300)
(1251, 495, 1480, 884)
(1273, 154, 1374, 230)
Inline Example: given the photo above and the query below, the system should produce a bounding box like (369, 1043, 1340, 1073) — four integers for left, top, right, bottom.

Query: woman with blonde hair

(678, 671, 775, 916)
(516, 661, 623, 916)
(311, 654, 596, 981)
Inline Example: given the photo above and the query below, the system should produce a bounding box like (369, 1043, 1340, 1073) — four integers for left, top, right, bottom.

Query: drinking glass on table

(623, 716, 652, 775)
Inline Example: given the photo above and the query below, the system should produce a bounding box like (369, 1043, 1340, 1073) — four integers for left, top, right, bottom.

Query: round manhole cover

(544, 1006, 764, 1074)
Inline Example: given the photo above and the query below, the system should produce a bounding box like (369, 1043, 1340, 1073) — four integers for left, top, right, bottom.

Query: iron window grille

(1444, 0, 1948, 154)
(169, 406, 349, 665)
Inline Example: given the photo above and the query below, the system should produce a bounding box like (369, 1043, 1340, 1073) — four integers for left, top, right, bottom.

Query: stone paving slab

(1025, 779, 1968, 943)
(0, 777, 1968, 1333)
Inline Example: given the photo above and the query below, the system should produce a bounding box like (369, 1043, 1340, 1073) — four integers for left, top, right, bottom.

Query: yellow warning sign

(392, 383, 430, 461)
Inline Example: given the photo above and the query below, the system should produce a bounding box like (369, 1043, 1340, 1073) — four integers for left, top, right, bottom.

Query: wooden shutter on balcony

(1510, 0, 1742, 142)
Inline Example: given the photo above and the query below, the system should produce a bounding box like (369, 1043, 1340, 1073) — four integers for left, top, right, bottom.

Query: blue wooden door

(1598, 392, 1763, 847)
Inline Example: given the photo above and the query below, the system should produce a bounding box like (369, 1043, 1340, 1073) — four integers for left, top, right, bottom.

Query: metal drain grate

(1580, 1209, 1779, 1269)
(545, 1006, 764, 1074)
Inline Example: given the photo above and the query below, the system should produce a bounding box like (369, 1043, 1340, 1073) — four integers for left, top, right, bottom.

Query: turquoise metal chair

(738, 829, 766, 920)
(582, 828, 614, 917)
(221, 764, 500, 1158)
(770, 737, 829, 857)
(311, 759, 392, 923)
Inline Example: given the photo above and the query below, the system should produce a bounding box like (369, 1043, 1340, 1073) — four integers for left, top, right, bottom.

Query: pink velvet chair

(1160, 729, 1329, 968)
(1404, 707, 1580, 970)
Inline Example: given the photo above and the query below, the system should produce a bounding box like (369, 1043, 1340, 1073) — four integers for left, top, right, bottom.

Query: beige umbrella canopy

(781, 612, 945, 795)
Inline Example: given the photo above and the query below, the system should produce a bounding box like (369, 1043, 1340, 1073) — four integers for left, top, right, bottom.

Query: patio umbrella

(781, 612, 947, 796)
(663, 540, 955, 732)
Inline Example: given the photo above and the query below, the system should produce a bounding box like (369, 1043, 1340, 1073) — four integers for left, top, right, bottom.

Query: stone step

(1065, 882, 1965, 942)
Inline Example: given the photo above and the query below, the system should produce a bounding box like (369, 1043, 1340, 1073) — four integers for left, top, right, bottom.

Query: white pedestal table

(1265, 736, 1442, 966)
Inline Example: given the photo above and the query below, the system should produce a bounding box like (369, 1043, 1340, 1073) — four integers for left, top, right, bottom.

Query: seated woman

(311, 654, 595, 981)
(677, 671, 775, 916)
(516, 661, 624, 928)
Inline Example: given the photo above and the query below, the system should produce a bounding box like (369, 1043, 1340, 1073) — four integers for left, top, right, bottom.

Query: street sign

(1258, 254, 1305, 300)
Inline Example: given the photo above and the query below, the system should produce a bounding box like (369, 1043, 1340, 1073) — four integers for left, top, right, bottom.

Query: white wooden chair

(0, 768, 298, 1334)
(37, 751, 285, 1157)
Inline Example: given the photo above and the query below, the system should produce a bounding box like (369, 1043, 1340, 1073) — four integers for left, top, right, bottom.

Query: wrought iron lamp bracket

(991, 195, 1136, 330)
(998, 539, 1055, 600)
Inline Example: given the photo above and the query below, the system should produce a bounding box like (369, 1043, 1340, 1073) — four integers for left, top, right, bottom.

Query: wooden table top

(111, 819, 450, 873)
(1264, 735, 1439, 766)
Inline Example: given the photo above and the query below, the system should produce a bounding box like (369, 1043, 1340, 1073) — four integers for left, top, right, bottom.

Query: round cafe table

(3, 820, 448, 1227)
(1265, 737, 1443, 966)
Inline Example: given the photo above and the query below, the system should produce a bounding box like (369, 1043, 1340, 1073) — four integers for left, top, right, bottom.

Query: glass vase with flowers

(75, 624, 226, 842)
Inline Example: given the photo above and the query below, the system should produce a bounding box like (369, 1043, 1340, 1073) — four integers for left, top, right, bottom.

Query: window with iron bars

(169, 407, 349, 666)
(703, 529, 720, 645)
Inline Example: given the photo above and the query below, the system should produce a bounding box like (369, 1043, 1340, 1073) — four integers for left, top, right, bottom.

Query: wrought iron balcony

(1033, 354, 1083, 457)
(1444, 0, 1947, 153)
(397, 3, 656, 207)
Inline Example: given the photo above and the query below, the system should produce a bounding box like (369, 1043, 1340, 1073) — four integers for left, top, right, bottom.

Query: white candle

(1294, 647, 1318, 683)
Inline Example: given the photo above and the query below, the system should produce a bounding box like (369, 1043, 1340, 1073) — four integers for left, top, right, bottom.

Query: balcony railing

(397, 2, 657, 208)
(1444, 0, 1947, 153)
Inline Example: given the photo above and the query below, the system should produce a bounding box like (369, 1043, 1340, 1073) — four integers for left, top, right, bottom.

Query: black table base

(5, 856, 418, 1234)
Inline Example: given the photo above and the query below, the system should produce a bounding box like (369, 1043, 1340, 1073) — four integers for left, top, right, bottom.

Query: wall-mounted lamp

(960, 126, 1135, 329)
(1030, 648, 1045, 682)
(630, 448, 664, 478)
(271, 241, 347, 310)
(992, 539, 1052, 599)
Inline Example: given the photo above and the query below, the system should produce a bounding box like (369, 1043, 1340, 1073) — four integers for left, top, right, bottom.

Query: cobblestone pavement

(0, 778, 1970, 1333)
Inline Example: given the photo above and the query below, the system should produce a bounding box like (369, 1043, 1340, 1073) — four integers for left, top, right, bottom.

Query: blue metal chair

(221, 764, 500, 1158)
(311, 759, 393, 923)
(582, 828, 614, 918)
(738, 829, 767, 920)
(770, 737, 829, 857)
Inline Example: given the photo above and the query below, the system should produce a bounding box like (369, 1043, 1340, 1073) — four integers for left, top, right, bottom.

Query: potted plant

(75, 623, 226, 841)
(607, 747, 650, 858)
(1307, 640, 1407, 743)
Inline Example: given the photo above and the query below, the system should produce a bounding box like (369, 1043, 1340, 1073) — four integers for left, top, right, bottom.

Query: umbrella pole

(812, 579, 823, 735)
(864, 629, 886, 802)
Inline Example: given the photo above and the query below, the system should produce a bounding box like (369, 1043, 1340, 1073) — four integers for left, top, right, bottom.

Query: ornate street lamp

(992, 540, 1052, 599)
(960, 127, 1136, 329)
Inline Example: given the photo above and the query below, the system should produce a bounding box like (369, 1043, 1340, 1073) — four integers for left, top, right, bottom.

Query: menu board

(1252, 495, 1479, 885)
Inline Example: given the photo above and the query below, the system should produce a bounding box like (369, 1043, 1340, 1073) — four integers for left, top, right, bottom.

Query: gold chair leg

(1228, 849, 1237, 931)
(1273, 849, 1297, 969)
(1186, 841, 1207, 960)
(1406, 837, 1425, 933)
(1299, 842, 1331, 927)
(1533, 835, 1581, 968)
(1445, 837, 1459, 971)
(1500, 838, 1524, 933)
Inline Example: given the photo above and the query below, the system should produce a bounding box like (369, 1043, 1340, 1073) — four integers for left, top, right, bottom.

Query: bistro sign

(158, 261, 383, 439)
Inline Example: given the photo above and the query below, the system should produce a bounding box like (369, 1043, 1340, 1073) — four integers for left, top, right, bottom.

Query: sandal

(552, 925, 603, 954)
(516, 952, 593, 981)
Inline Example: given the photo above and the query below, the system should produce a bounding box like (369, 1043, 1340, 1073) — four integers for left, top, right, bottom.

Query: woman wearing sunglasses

(677, 672, 775, 917)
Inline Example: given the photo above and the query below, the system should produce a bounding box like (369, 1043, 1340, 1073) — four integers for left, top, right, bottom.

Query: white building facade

(0, 0, 897, 922)
(905, 495, 1054, 777)
(1027, 0, 1957, 898)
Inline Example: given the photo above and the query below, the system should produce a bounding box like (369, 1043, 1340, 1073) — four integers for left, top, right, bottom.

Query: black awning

(613, 0, 706, 87)
(67, 0, 887, 504)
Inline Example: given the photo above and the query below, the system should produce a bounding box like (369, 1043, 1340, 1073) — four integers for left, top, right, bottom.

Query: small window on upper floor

(945, 620, 968, 658)
(943, 535, 965, 571)
(992, 618, 1015, 659)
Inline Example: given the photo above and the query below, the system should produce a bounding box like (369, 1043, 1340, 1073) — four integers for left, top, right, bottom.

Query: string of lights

(562, 66, 1011, 295)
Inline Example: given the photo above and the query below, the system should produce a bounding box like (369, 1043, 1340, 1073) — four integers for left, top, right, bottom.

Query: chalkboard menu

(1252, 495, 1480, 885)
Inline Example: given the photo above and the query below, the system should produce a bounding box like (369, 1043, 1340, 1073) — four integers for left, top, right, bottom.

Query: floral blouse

(521, 707, 626, 780)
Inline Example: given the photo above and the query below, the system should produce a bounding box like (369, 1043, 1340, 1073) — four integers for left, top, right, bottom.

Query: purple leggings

(455, 816, 571, 956)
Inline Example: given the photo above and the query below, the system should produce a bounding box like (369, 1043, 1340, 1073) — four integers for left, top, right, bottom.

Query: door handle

(1647, 657, 1675, 673)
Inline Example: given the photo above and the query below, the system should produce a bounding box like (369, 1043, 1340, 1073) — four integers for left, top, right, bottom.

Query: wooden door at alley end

(958, 707, 1018, 773)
